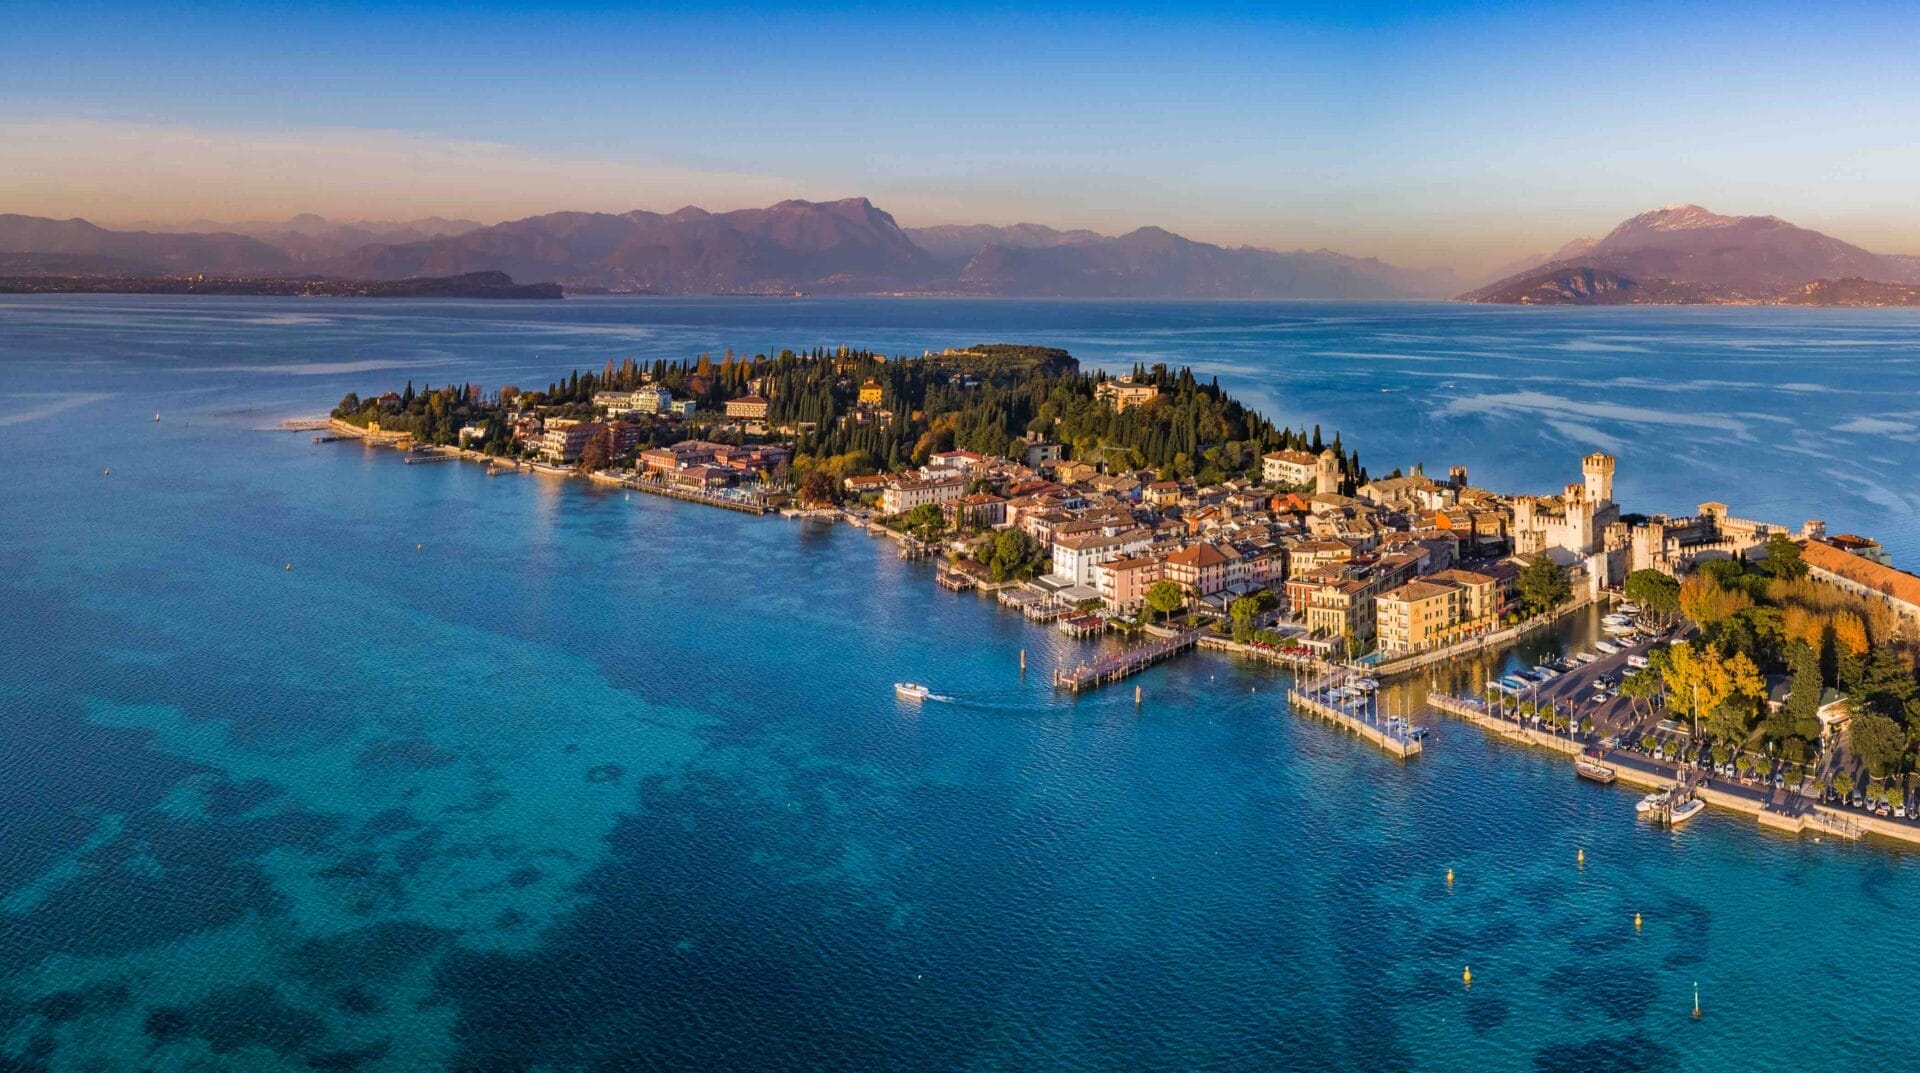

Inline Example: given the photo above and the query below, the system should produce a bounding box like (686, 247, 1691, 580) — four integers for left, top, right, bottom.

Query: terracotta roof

(1803, 539, 1920, 607)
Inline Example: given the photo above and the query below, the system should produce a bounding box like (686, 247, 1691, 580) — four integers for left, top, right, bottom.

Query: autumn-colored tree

(1661, 641, 1767, 741)
(1679, 573, 1751, 627)
(1831, 611, 1869, 658)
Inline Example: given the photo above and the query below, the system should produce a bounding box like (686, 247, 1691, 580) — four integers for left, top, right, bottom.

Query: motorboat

(894, 682, 932, 701)
(1636, 791, 1669, 815)
(1574, 652, 1599, 664)
(1575, 757, 1618, 784)
(1667, 798, 1706, 825)
(1594, 640, 1621, 655)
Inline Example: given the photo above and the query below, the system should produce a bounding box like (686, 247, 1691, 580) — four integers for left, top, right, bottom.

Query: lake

(2, 296, 1916, 1071)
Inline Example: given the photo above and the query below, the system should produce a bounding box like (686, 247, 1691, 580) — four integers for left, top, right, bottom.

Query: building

(1374, 568, 1500, 653)
(640, 439, 726, 473)
(1513, 453, 1620, 561)
(538, 421, 603, 464)
(1801, 538, 1920, 629)
(1095, 555, 1164, 613)
(950, 492, 1008, 529)
(668, 399, 698, 416)
(881, 474, 967, 516)
(929, 450, 989, 473)
(1314, 449, 1344, 496)
(1375, 579, 1465, 653)
(1095, 379, 1160, 411)
(1049, 528, 1153, 586)
(858, 379, 885, 406)
(1262, 449, 1320, 487)
(724, 395, 769, 420)
(1023, 436, 1063, 468)
(1163, 542, 1232, 597)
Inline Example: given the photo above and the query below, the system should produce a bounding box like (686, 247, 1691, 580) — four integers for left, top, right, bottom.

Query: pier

(1289, 671, 1424, 759)
(1053, 627, 1206, 692)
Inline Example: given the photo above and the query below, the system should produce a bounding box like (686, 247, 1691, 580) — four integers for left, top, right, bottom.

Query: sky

(7, 0, 1920, 273)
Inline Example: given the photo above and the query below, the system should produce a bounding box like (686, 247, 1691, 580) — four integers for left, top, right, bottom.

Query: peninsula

(329, 343, 1920, 847)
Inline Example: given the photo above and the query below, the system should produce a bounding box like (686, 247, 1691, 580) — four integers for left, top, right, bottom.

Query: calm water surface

(3, 296, 1918, 1071)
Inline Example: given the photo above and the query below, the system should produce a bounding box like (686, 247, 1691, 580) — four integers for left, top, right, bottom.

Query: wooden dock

(1053, 627, 1205, 692)
(1288, 685, 1423, 760)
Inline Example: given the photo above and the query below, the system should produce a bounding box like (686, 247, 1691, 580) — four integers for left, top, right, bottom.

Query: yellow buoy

(1577, 848, 1586, 868)
(1446, 868, 1454, 887)
(1634, 912, 1642, 931)
(1462, 966, 1472, 988)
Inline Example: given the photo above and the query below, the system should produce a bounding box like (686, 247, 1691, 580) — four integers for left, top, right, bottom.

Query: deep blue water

(3, 296, 1919, 1071)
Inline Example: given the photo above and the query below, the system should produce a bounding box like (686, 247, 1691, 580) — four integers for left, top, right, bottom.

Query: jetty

(1289, 672, 1423, 759)
(1053, 627, 1206, 692)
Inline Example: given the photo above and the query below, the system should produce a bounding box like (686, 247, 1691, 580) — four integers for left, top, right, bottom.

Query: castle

(1512, 452, 1620, 561)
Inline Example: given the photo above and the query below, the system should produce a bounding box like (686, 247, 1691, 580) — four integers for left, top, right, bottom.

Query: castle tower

(1315, 449, 1342, 496)
(1582, 452, 1616, 504)
(1449, 465, 1468, 489)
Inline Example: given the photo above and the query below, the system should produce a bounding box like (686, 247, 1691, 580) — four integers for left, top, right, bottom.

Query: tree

(1624, 569, 1681, 621)
(1145, 580, 1185, 623)
(575, 436, 609, 474)
(1229, 593, 1273, 643)
(1679, 573, 1751, 627)
(797, 470, 839, 507)
(1661, 641, 1766, 741)
(1757, 532, 1808, 581)
(1781, 642, 1824, 741)
(1516, 554, 1570, 616)
(1850, 711, 1906, 777)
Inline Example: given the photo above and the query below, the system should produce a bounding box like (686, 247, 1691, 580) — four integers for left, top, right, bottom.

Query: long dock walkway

(1053, 628, 1206, 692)
(1288, 688, 1423, 759)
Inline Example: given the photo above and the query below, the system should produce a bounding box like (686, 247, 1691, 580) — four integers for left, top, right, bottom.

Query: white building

(881, 475, 966, 516)
(1049, 528, 1153, 586)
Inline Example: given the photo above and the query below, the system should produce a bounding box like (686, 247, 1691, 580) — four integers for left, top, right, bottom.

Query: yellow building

(1095, 380, 1160, 412)
(858, 379, 885, 406)
(1375, 568, 1500, 653)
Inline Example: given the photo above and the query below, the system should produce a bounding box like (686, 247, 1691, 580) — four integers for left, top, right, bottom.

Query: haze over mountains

(0, 199, 1459, 299)
(4, 199, 1917, 304)
(1463, 204, 1920, 304)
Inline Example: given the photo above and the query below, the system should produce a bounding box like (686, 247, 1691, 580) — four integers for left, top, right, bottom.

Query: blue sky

(7, 1, 1919, 269)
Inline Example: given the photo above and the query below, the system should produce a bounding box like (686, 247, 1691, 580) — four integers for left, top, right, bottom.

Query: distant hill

(0, 215, 292, 275)
(954, 226, 1458, 299)
(1463, 205, 1908, 304)
(1778, 277, 1920, 307)
(325, 198, 940, 294)
(1, 200, 1456, 298)
(904, 222, 1104, 264)
(0, 269, 560, 299)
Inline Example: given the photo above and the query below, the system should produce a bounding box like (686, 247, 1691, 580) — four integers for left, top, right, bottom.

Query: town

(327, 342, 1920, 846)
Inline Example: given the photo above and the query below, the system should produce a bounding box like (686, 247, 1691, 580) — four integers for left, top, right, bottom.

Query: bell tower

(1316, 449, 1342, 495)
(1582, 452, 1615, 504)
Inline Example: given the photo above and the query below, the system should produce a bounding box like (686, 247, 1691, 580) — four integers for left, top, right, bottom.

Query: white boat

(894, 682, 931, 701)
(1626, 655, 1650, 669)
(1668, 798, 1706, 825)
(1594, 640, 1621, 655)
(1617, 602, 1641, 614)
(1574, 652, 1599, 664)
(1605, 623, 1638, 636)
(1635, 791, 1669, 815)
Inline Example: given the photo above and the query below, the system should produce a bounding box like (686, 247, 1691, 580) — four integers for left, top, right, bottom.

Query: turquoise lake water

(3, 296, 1919, 1070)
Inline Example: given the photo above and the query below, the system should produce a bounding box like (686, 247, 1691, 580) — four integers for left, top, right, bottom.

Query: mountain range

(0, 199, 1459, 299)
(6, 200, 1916, 304)
(1462, 204, 1920, 304)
